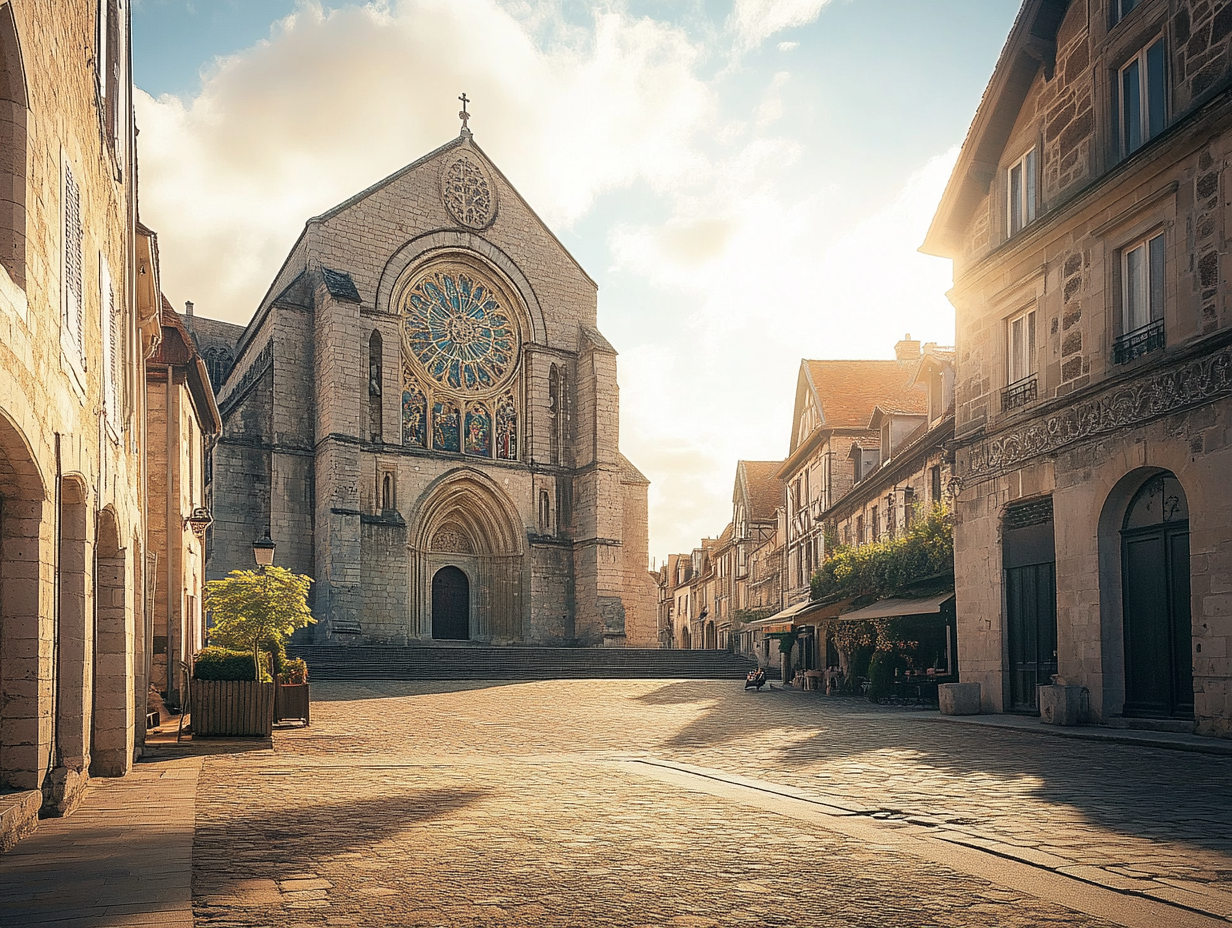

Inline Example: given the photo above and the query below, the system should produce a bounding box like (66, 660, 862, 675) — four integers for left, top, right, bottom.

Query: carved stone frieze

(962, 344, 1232, 482)
(431, 528, 474, 554)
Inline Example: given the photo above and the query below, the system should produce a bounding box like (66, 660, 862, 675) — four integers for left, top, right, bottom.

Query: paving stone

(187, 680, 1232, 926)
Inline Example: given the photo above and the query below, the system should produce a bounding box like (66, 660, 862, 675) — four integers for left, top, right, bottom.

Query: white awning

(835, 592, 955, 622)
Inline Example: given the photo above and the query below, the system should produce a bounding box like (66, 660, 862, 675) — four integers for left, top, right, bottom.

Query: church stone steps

(287, 646, 756, 680)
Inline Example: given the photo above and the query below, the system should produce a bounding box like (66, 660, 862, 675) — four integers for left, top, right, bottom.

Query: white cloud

(727, 0, 835, 53)
(136, 0, 714, 320)
(777, 40, 799, 52)
(611, 147, 958, 555)
(134, 0, 957, 560)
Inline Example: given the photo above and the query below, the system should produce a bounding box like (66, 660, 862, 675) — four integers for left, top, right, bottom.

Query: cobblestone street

(188, 680, 1232, 927)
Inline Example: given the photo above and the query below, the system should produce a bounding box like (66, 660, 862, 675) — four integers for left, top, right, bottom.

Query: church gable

(302, 133, 597, 352)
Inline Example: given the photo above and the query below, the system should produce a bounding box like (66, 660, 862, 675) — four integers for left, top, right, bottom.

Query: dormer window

(1007, 148, 1037, 236)
(1120, 38, 1166, 157)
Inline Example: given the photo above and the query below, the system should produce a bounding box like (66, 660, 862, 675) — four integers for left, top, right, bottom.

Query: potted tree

(195, 566, 314, 736)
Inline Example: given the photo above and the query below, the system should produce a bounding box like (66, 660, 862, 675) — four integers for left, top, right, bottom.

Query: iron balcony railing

(1001, 374, 1038, 413)
(1113, 319, 1165, 364)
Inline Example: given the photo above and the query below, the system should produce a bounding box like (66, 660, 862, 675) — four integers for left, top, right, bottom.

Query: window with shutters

(100, 256, 119, 426)
(97, 0, 125, 162)
(63, 161, 85, 366)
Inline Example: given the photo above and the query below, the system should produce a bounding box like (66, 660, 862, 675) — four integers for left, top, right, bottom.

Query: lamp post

(252, 533, 276, 686)
(253, 533, 276, 570)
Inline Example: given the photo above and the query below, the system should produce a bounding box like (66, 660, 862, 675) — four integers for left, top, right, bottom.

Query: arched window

(538, 489, 551, 534)
(368, 330, 382, 442)
(203, 346, 233, 390)
(548, 364, 560, 465)
(0, 4, 27, 289)
(381, 473, 394, 511)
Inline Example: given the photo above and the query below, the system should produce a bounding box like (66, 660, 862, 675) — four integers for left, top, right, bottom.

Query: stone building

(145, 302, 220, 709)
(776, 344, 931, 604)
(0, 0, 160, 845)
(205, 125, 655, 647)
(828, 346, 956, 547)
(815, 347, 958, 679)
(923, 0, 1232, 735)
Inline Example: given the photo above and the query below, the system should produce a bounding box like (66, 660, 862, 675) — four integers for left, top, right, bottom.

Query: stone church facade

(924, 0, 1232, 736)
(206, 129, 656, 647)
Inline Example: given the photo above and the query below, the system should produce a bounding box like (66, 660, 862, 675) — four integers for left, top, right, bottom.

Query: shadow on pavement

(638, 681, 1232, 864)
(308, 680, 529, 702)
(193, 787, 489, 894)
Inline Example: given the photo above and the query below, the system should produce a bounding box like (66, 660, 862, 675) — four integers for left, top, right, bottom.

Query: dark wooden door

(1005, 561, 1057, 711)
(1003, 499, 1057, 713)
(1122, 523, 1192, 718)
(432, 566, 470, 640)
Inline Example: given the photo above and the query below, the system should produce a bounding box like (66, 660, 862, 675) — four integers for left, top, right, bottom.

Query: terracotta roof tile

(738, 460, 784, 522)
(805, 360, 927, 427)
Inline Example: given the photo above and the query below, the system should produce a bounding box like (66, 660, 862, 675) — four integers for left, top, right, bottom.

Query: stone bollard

(1038, 684, 1085, 726)
(939, 682, 981, 715)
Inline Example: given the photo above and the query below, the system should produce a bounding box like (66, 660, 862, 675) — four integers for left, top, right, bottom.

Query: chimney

(185, 300, 194, 317)
(895, 332, 921, 361)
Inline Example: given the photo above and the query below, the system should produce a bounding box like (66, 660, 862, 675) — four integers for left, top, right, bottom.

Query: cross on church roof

(458, 93, 471, 135)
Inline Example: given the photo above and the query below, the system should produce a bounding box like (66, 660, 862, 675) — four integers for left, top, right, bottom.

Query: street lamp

(253, 533, 276, 569)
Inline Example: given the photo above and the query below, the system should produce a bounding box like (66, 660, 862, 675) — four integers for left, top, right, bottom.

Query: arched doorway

(1121, 472, 1192, 719)
(431, 566, 470, 640)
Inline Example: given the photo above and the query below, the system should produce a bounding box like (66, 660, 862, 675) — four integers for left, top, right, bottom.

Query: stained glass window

(496, 395, 517, 461)
(464, 404, 491, 457)
(402, 382, 427, 448)
(399, 261, 523, 460)
(433, 401, 460, 453)
(401, 268, 519, 394)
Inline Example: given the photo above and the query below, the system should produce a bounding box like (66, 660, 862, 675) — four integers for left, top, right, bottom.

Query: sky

(131, 0, 1023, 563)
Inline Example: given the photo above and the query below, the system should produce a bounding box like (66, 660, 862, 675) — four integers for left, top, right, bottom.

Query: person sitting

(745, 668, 767, 691)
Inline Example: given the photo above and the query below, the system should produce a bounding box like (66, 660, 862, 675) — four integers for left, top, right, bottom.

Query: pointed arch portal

(408, 469, 525, 642)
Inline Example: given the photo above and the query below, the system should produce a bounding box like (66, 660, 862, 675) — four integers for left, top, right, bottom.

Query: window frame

(1118, 228, 1166, 336)
(1119, 36, 1167, 159)
(1006, 147, 1038, 237)
(1005, 306, 1038, 386)
(1112, 0, 1142, 27)
(61, 158, 85, 375)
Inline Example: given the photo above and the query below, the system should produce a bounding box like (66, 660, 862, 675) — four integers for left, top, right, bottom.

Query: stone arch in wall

(393, 250, 526, 463)
(0, 3, 27, 289)
(375, 233, 547, 346)
(407, 469, 525, 642)
(49, 474, 90, 812)
(681, 625, 691, 649)
(1097, 467, 1195, 721)
(91, 506, 131, 777)
(0, 407, 48, 791)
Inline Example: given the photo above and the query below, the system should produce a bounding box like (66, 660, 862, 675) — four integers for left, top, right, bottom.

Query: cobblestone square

(189, 681, 1232, 927)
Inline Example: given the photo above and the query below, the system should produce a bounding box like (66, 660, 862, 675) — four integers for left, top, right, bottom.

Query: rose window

(401, 268, 520, 394)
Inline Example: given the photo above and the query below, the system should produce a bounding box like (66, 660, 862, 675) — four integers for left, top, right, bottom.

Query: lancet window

(399, 259, 521, 461)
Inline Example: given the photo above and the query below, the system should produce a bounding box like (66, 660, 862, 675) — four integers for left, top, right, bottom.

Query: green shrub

(280, 658, 308, 685)
(811, 503, 954, 602)
(193, 647, 260, 681)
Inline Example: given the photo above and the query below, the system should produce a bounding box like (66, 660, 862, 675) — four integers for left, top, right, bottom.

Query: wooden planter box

(191, 680, 275, 737)
(275, 683, 310, 725)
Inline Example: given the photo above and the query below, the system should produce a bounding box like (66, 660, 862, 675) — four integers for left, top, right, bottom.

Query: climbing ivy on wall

(810, 504, 954, 602)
